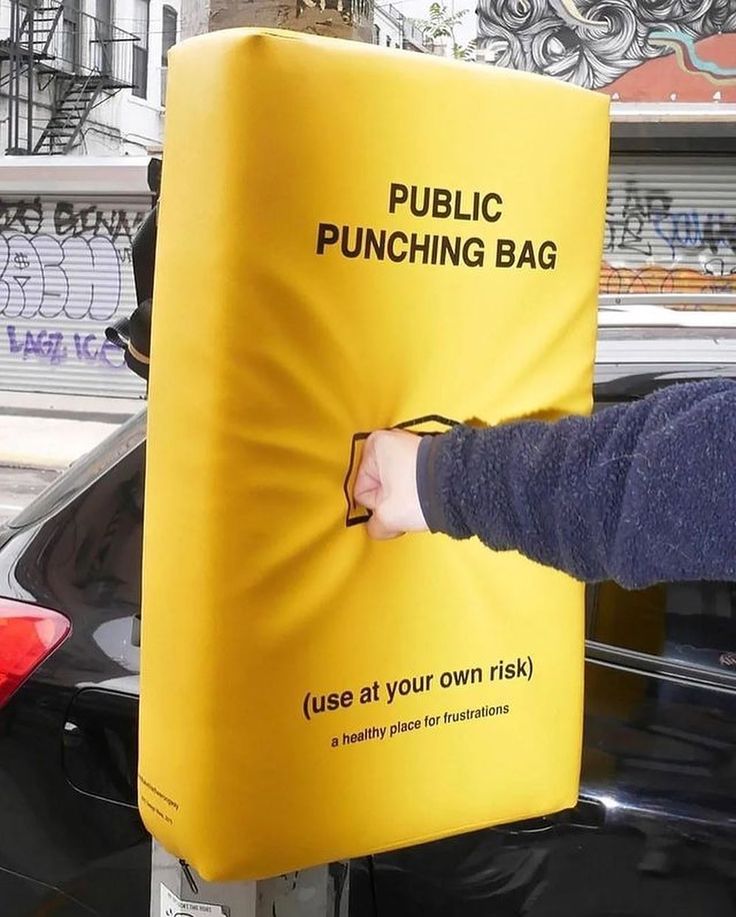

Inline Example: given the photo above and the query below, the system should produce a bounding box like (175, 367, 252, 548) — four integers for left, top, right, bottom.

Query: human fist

(353, 430, 428, 539)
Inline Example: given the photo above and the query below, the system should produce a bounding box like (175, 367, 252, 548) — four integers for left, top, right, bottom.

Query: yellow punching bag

(140, 28, 609, 881)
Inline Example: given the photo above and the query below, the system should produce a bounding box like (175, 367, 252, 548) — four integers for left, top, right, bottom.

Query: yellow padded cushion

(139, 27, 610, 880)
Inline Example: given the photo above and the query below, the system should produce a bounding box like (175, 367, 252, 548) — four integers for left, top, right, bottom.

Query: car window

(7, 410, 146, 531)
(587, 580, 736, 683)
(15, 443, 145, 621)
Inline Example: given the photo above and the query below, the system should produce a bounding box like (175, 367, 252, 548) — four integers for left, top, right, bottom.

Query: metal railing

(375, 3, 431, 51)
(49, 8, 138, 85)
(402, 16, 429, 51)
(0, 0, 139, 86)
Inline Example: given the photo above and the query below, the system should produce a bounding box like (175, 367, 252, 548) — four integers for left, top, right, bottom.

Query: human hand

(353, 430, 428, 539)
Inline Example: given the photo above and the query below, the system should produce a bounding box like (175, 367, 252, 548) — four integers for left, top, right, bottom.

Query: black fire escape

(0, 0, 139, 154)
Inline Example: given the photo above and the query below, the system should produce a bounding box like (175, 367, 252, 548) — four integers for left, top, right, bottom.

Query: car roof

(596, 304, 736, 397)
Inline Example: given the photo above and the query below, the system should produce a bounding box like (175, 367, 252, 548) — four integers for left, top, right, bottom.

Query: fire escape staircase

(35, 71, 106, 153)
(0, 0, 139, 154)
(16, 1, 62, 58)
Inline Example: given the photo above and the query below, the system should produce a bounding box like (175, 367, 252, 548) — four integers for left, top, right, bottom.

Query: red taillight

(0, 600, 71, 708)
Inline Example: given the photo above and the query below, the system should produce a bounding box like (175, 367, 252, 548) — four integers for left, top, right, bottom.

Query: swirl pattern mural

(477, 0, 736, 97)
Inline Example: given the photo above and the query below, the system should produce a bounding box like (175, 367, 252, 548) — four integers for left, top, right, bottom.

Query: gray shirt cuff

(416, 434, 451, 534)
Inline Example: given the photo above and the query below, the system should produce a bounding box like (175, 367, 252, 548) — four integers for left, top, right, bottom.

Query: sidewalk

(0, 390, 145, 470)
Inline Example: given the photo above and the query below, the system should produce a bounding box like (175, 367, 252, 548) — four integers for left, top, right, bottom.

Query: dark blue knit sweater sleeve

(419, 380, 736, 588)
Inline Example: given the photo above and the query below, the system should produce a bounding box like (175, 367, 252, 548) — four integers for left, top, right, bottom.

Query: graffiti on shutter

(601, 159, 736, 298)
(0, 195, 149, 396)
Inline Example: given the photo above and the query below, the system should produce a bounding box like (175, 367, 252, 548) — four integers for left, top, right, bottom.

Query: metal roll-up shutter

(602, 155, 736, 302)
(0, 192, 150, 397)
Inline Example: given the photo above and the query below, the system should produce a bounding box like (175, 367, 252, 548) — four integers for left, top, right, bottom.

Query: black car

(1, 314, 735, 917)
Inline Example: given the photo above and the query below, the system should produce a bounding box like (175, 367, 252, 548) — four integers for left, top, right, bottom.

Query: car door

(574, 578, 736, 916)
(367, 579, 736, 916)
(0, 417, 150, 917)
(369, 362, 736, 916)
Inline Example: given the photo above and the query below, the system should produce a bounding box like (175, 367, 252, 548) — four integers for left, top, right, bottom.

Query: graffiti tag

(53, 201, 144, 242)
(0, 233, 122, 321)
(5, 325, 125, 368)
(0, 198, 144, 242)
(604, 179, 736, 295)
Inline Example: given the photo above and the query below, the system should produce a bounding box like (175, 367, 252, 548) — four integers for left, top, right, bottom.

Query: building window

(132, 0, 149, 99)
(96, 0, 113, 76)
(161, 5, 177, 106)
(374, 24, 380, 44)
(62, 0, 80, 69)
